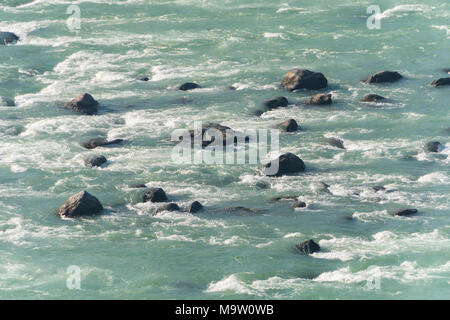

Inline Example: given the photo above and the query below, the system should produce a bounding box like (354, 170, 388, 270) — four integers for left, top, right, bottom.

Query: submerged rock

(129, 183, 147, 188)
(178, 82, 200, 91)
(361, 94, 386, 102)
(271, 195, 299, 202)
(263, 96, 289, 110)
(280, 119, 298, 132)
(0, 31, 19, 45)
(224, 206, 262, 214)
(138, 76, 149, 81)
(325, 137, 345, 149)
(143, 188, 168, 203)
(296, 239, 320, 254)
(264, 152, 305, 177)
(63, 93, 99, 115)
(82, 138, 124, 149)
(424, 141, 442, 153)
(305, 93, 332, 105)
(372, 185, 386, 192)
(281, 69, 328, 91)
(393, 208, 418, 216)
(157, 203, 180, 212)
(431, 78, 450, 87)
(84, 155, 107, 167)
(364, 70, 403, 84)
(0, 96, 15, 107)
(186, 201, 203, 213)
(57, 190, 103, 218)
(292, 200, 307, 209)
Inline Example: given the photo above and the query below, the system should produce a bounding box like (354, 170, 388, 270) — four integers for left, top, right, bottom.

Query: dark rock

(228, 86, 237, 90)
(178, 82, 200, 91)
(292, 200, 306, 208)
(296, 239, 320, 254)
(393, 208, 418, 216)
(0, 96, 15, 107)
(325, 137, 345, 149)
(425, 141, 442, 153)
(129, 183, 147, 188)
(63, 93, 99, 115)
(271, 195, 299, 202)
(224, 206, 262, 214)
(143, 188, 168, 203)
(138, 76, 149, 81)
(372, 186, 386, 192)
(280, 119, 298, 132)
(281, 69, 328, 91)
(364, 71, 403, 84)
(84, 155, 107, 167)
(431, 78, 450, 87)
(175, 122, 248, 148)
(361, 94, 386, 102)
(305, 93, 332, 105)
(57, 190, 103, 218)
(82, 138, 124, 149)
(263, 96, 288, 110)
(157, 203, 180, 212)
(264, 152, 306, 177)
(0, 31, 19, 45)
(186, 201, 203, 213)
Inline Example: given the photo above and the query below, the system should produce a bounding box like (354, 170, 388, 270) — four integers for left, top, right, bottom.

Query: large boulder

(305, 93, 332, 105)
(296, 239, 320, 254)
(178, 82, 200, 91)
(0, 31, 19, 45)
(264, 152, 305, 177)
(63, 93, 99, 115)
(393, 208, 418, 216)
(263, 96, 289, 109)
(143, 188, 168, 203)
(325, 137, 345, 149)
(186, 201, 203, 213)
(361, 94, 386, 102)
(364, 71, 403, 84)
(84, 155, 107, 167)
(157, 203, 180, 212)
(424, 141, 443, 153)
(280, 119, 298, 132)
(82, 138, 123, 149)
(281, 69, 328, 91)
(431, 78, 450, 87)
(0, 96, 15, 107)
(57, 190, 103, 218)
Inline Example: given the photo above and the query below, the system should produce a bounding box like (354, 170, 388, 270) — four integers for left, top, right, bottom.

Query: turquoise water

(1, 0, 449, 299)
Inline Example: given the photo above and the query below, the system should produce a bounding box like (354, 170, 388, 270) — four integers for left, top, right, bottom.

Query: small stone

(296, 239, 320, 254)
(143, 188, 168, 203)
(186, 201, 203, 213)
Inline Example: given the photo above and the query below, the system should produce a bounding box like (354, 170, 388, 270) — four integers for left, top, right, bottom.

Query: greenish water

(0, 0, 449, 299)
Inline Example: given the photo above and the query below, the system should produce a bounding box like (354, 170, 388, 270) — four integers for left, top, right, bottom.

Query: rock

(0, 96, 15, 107)
(263, 96, 289, 110)
(431, 78, 450, 87)
(361, 94, 386, 102)
(186, 201, 203, 213)
(228, 86, 237, 90)
(63, 93, 99, 115)
(364, 71, 403, 84)
(271, 195, 299, 202)
(143, 188, 168, 203)
(129, 183, 147, 188)
(224, 207, 262, 214)
(175, 122, 248, 148)
(138, 76, 149, 81)
(305, 93, 332, 105)
(84, 155, 107, 167)
(264, 152, 306, 177)
(292, 200, 306, 208)
(393, 208, 418, 216)
(157, 203, 180, 212)
(281, 69, 328, 91)
(255, 181, 270, 189)
(57, 190, 103, 218)
(82, 138, 123, 149)
(425, 141, 442, 153)
(178, 82, 200, 91)
(280, 119, 298, 132)
(372, 186, 386, 192)
(325, 137, 345, 149)
(296, 239, 320, 254)
(0, 31, 19, 45)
